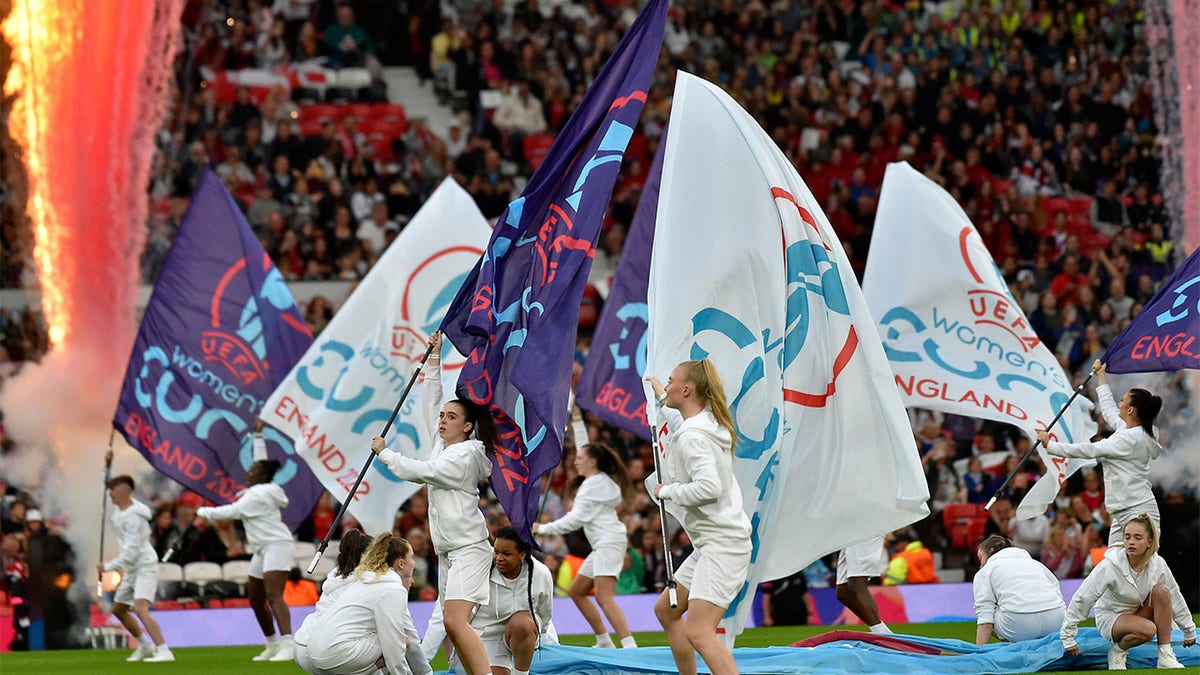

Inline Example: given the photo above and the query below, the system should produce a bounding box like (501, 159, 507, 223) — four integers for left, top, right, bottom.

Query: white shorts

(577, 541, 625, 579)
(439, 540, 493, 605)
(674, 543, 751, 610)
(308, 637, 381, 675)
(992, 606, 1065, 642)
(293, 642, 316, 674)
(114, 564, 158, 605)
(837, 536, 887, 585)
(1096, 610, 1119, 642)
(1108, 501, 1160, 547)
(250, 541, 295, 578)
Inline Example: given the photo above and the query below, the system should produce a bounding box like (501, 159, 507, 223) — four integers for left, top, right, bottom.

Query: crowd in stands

(2, 0, 1197, 637)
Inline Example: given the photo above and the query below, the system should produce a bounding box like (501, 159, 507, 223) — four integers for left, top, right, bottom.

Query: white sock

(137, 634, 153, 649)
(620, 635, 638, 648)
(514, 669, 530, 675)
(156, 644, 172, 653)
(1159, 644, 1174, 653)
(595, 633, 614, 647)
(266, 634, 279, 645)
(281, 634, 293, 643)
(869, 622, 892, 634)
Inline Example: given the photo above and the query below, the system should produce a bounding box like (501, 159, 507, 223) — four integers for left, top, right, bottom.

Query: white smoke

(1109, 370, 1200, 497)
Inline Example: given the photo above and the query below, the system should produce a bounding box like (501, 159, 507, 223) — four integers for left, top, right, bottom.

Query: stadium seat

(523, 134, 555, 172)
(307, 557, 337, 583)
(157, 562, 184, 582)
(182, 561, 223, 598)
(222, 560, 252, 595)
(941, 503, 982, 531)
(293, 541, 317, 564)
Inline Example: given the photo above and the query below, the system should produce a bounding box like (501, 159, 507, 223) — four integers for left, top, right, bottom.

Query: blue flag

(1103, 247, 1200, 373)
(114, 170, 323, 528)
(440, 0, 668, 541)
(576, 129, 666, 439)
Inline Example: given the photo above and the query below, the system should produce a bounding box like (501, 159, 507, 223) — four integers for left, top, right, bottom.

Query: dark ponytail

(450, 398, 500, 455)
(494, 526, 538, 637)
(1126, 388, 1162, 437)
(335, 529, 369, 578)
(254, 459, 282, 482)
(585, 443, 634, 507)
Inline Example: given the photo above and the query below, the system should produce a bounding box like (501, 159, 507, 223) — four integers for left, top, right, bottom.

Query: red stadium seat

(941, 503, 982, 531)
(523, 134, 555, 171)
(1039, 197, 1070, 217)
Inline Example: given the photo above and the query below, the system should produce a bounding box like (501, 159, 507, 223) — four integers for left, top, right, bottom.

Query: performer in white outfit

(294, 530, 369, 673)
(98, 451, 174, 662)
(972, 535, 1064, 645)
(454, 527, 557, 675)
(1038, 359, 1164, 546)
(835, 536, 891, 634)
(1061, 514, 1195, 670)
(301, 533, 430, 675)
(198, 458, 295, 662)
(533, 412, 637, 649)
(646, 360, 752, 675)
(372, 331, 495, 675)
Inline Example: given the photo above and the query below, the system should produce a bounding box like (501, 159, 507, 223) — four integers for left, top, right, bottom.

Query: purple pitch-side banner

(114, 170, 322, 528)
(576, 129, 666, 440)
(440, 0, 668, 543)
(1103, 246, 1200, 373)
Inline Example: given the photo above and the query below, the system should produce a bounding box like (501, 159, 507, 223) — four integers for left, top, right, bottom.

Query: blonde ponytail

(354, 532, 412, 579)
(681, 359, 737, 454)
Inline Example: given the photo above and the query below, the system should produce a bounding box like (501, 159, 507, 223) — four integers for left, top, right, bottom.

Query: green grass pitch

(0, 620, 1192, 674)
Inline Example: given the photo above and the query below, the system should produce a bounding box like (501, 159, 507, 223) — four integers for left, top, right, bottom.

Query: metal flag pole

(305, 340, 437, 574)
(985, 366, 1098, 511)
(97, 429, 115, 596)
(648, 421, 678, 608)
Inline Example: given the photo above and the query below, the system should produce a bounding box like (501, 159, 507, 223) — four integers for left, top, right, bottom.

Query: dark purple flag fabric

(114, 170, 322, 528)
(575, 128, 667, 440)
(1103, 247, 1200, 373)
(440, 0, 668, 542)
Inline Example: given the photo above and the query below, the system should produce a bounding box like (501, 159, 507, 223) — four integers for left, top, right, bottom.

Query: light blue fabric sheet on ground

(474, 629, 1199, 674)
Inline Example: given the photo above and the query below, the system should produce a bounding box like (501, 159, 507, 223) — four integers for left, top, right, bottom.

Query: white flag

(647, 72, 929, 639)
(863, 162, 1094, 520)
(263, 179, 492, 534)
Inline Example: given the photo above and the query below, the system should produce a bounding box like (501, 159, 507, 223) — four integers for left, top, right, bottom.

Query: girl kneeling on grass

(1060, 514, 1195, 670)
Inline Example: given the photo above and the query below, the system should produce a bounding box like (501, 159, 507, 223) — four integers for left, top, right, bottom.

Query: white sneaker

(126, 643, 155, 662)
(145, 646, 176, 662)
(252, 642, 280, 661)
(1108, 644, 1128, 670)
(1157, 645, 1185, 669)
(268, 641, 294, 662)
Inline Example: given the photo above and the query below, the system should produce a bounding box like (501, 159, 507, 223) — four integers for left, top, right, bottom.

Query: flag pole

(985, 366, 1098, 511)
(648, 421, 678, 607)
(306, 340, 437, 574)
(97, 429, 115, 596)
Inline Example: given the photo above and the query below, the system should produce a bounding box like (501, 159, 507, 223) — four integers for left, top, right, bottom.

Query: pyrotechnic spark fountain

(1, 0, 183, 636)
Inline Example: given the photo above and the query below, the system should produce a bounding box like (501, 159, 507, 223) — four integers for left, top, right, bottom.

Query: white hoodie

(305, 569, 428, 675)
(294, 569, 353, 646)
(650, 403, 752, 551)
(537, 473, 626, 548)
(470, 558, 558, 645)
(1060, 547, 1196, 649)
(1046, 384, 1161, 511)
(378, 365, 491, 554)
(197, 482, 292, 551)
(103, 498, 157, 572)
(973, 547, 1064, 625)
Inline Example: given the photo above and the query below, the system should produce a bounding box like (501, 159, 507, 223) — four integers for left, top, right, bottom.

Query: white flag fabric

(263, 178, 492, 534)
(646, 72, 930, 639)
(864, 162, 1095, 520)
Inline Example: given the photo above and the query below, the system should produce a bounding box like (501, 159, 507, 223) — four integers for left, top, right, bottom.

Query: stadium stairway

(381, 66, 458, 143)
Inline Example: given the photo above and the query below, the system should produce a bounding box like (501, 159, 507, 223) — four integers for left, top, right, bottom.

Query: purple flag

(440, 0, 668, 542)
(576, 130, 666, 439)
(114, 170, 322, 528)
(1103, 247, 1200, 373)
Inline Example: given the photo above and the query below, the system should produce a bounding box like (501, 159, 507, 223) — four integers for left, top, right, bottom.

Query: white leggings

(993, 606, 1066, 642)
